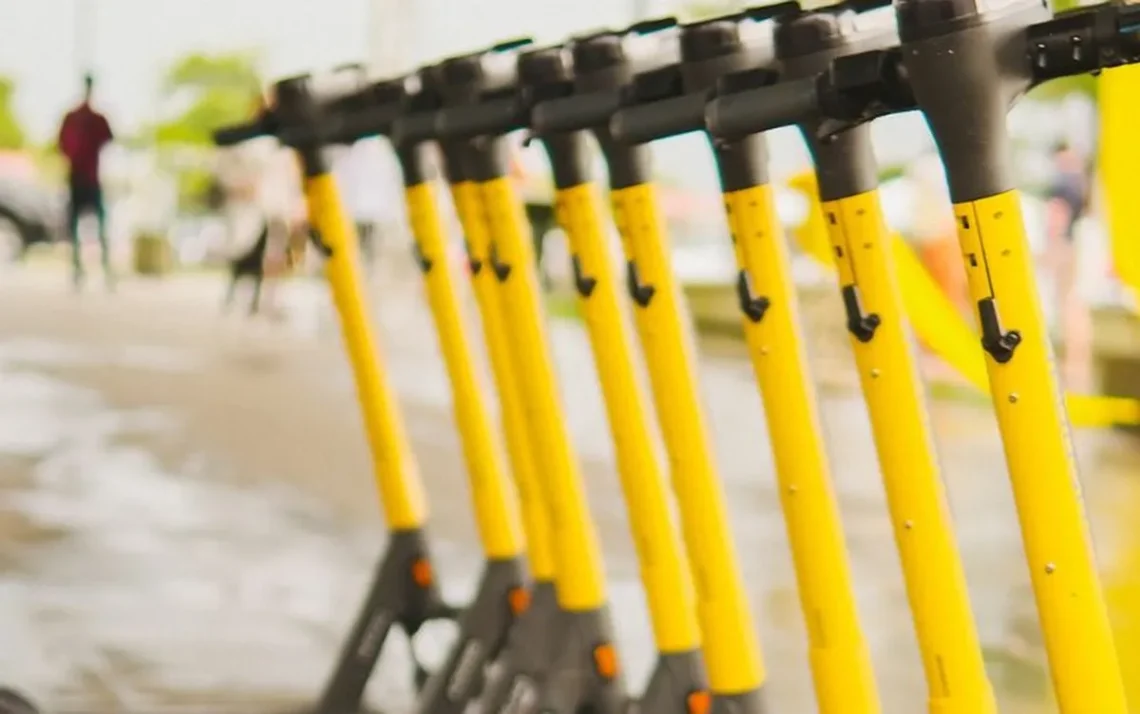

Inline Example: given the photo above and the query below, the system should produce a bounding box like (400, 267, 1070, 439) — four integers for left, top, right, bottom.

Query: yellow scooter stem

(448, 176, 558, 583)
(555, 178, 702, 654)
(476, 160, 608, 612)
(721, 169, 879, 713)
(956, 191, 1127, 710)
(611, 179, 765, 695)
(303, 172, 428, 530)
(824, 188, 996, 713)
(403, 176, 525, 561)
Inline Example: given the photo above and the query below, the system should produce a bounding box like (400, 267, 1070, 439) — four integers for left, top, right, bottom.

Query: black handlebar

(435, 96, 526, 140)
(610, 91, 709, 144)
(706, 74, 819, 139)
(530, 90, 623, 135)
(1027, 0, 1140, 83)
(212, 119, 270, 147)
(390, 112, 441, 146)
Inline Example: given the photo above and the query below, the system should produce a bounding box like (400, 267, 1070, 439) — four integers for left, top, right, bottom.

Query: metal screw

(870, 368, 881, 378)
(788, 485, 798, 494)
(1009, 393, 1019, 403)
(760, 346, 769, 355)
(905, 520, 914, 529)
(1045, 563, 1056, 574)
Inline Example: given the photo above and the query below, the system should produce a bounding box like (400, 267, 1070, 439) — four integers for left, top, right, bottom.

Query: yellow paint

(787, 172, 1140, 427)
(302, 173, 427, 529)
(450, 181, 557, 581)
(478, 175, 608, 611)
(554, 183, 701, 653)
(611, 182, 764, 694)
(404, 182, 524, 560)
(724, 183, 879, 714)
(823, 190, 996, 713)
(1099, 64, 1140, 310)
(956, 192, 1126, 713)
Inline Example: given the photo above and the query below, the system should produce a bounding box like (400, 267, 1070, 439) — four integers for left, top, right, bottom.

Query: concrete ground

(1, 260, 1139, 713)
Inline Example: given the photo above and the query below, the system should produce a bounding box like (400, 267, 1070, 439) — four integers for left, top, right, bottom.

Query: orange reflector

(686, 690, 711, 714)
(508, 587, 531, 615)
(592, 643, 619, 679)
(411, 558, 434, 587)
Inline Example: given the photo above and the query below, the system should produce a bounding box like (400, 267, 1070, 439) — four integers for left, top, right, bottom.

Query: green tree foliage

(151, 51, 263, 147)
(147, 51, 262, 213)
(0, 77, 27, 150)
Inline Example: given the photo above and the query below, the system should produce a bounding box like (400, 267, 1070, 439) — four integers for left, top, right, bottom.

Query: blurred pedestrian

(57, 74, 115, 291)
(1044, 141, 1089, 300)
(1044, 140, 1093, 389)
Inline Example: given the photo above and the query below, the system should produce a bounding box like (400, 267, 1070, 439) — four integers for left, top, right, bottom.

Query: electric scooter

(453, 18, 772, 713)
(705, 1, 1140, 709)
(213, 74, 531, 714)
(614, 3, 997, 711)
(434, 36, 716, 713)
(606, 5, 926, 712)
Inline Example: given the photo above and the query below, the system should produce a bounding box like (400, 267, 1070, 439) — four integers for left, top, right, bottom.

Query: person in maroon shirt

(57, 74, 114, 289)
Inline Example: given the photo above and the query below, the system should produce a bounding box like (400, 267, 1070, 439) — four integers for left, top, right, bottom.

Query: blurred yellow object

(1099, 64, 1140, 311)
(1106, 515, 1140, 707)
(787, 172, 833, 267)
(132, 233, 174, 276)
(786, 171, 1140, 427)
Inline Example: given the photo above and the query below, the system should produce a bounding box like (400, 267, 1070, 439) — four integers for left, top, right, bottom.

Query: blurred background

(2, 1, 1140, 713)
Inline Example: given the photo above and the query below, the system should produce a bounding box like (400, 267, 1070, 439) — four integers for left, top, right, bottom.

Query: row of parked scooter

(7, 0, 1140, 713)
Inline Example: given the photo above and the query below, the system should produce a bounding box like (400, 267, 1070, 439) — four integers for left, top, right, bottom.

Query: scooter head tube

(428, 40, 554, 142)
(517, 43, 578, 108)
(268, 74, 332, 175)
(609, 9, 781, 146)
(892, 0, 1051, 201)
(388, 65, 447, 149)
(431, 46, 532, 182)
(514, 44, 598, 189)
(317, 76, 410, 145)
(708, 2, 898, 199)
(706, 2, 898, 141)
(528, 17, 678, 137)
(436, 40, 533, 107)
(800, 0, 1140, 176)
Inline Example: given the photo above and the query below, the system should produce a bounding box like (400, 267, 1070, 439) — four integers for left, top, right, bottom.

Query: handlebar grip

(391, 112, 440, 146)
(530, 90, 622, 135)
(436, 97, 525, 140)
(327, 105, 404, 144)
(706, 76, 818, 139)
(610, 91, 707, 145)
(212, 120, 267, 146)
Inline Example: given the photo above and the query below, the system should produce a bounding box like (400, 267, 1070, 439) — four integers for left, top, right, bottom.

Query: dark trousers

(68, 179, 110, 282)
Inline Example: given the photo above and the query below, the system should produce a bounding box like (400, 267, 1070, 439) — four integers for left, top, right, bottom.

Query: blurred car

(0, 178, 66, 261)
